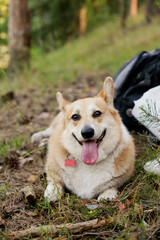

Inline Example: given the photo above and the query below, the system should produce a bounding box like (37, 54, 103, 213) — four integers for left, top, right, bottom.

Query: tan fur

(44, 77, 135, 202)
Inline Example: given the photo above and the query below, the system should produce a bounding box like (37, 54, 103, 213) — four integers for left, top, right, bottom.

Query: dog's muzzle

(72, 129, 106, 165)
(96, 129, 106, 145)
(72, 129, 106, 146)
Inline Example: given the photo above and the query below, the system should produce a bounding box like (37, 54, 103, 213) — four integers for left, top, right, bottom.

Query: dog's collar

(65, 153, 75, 167)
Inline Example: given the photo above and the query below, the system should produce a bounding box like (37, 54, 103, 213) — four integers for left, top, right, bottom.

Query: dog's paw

(97, 188, 118, 201)
(31, 128, 52, 143)
(44, 183, 63, 202)
(31, 131, 44, 143)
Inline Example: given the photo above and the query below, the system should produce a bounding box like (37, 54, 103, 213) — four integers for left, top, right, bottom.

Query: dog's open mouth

(96, 129, 106, 145)
(72, 129, 106, 165)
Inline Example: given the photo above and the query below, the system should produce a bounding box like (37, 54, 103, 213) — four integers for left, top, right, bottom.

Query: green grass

(0, 184, 8, 200)
(0, 138, 24, 159)
(1, 11, 160, 95)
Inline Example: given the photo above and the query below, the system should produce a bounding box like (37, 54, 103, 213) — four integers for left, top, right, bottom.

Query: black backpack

(113, 49, 160, 131)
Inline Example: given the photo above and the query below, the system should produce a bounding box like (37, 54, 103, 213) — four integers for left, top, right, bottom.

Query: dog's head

(57, 77, 122, 165)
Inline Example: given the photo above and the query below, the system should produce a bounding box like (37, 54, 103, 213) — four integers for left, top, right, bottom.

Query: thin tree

(130, 0, 138, 17)
(79, 5, 87, 37)
(120, 0, 130, 28)
(8, 0, 31, 74)
(146, 0, 153, 23)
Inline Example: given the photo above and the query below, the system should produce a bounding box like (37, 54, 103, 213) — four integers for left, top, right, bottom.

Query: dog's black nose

(81, 126, 95, 139)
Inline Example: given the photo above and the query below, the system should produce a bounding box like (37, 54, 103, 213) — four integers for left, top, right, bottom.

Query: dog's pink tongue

(81, 141, 98, 165)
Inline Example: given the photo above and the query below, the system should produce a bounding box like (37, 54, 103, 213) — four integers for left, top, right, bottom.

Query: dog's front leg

(44, 182, 64, 202)
(97, 187, 118, 201)
(31, 127, 53, 143)
(44, 168, 64, 202)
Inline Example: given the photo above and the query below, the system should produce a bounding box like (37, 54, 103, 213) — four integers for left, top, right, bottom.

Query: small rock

(38, 112, 50, 119)
(85, 204, 99, 210)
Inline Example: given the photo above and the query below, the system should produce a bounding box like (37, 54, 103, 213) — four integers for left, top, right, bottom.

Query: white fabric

(144, 159, 160, 176)
(132, 86, 160, 140)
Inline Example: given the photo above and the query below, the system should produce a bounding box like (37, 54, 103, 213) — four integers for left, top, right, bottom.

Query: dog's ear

(56, 92, 70, 111)
(97, 77, 114, 107)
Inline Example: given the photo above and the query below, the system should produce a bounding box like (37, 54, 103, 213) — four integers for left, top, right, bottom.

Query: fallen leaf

(27, 175, 38, 182)
(117, 201, 126, 213)
(134, 203, 143, 213)
(15, 200, 25, 208)
(19, 157, 34, 168)
(81, 200, 89, 205)
(22, 186, 36, 203)
(26, 211, 38, 217)
(125, 199, 132, 207)
(128, 233, 137, 240)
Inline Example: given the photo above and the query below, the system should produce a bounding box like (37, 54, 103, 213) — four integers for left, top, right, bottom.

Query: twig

(72, 230, 117, 238)
(147, 226, 160, 240)
(10, 219, 106, 239)
(7, 101, 26, 121)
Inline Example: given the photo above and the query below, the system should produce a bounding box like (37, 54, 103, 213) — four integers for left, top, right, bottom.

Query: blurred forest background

(0, 0, 160, 94)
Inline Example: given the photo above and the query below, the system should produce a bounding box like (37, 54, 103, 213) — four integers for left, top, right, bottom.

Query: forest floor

(0, 75, 159, 240)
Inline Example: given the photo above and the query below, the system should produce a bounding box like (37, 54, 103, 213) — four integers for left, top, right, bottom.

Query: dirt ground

(0, 76, 102, 232)
(0, 76, 159, 239)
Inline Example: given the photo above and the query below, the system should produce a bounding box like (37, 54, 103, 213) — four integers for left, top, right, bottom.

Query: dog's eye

(71, 114, 81, 121)
(93, 111, 102, 118)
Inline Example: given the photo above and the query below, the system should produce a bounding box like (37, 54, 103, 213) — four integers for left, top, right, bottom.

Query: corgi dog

(32, 77, 135, 202)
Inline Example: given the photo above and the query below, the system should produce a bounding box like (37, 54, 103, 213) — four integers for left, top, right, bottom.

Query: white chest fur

(60, 157, 115, 199)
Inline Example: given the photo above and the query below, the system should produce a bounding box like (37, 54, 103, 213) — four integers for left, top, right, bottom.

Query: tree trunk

(130, 0, 138, 17)
(8, 0, 31, 73)
(79, 6, 87, 37)
(120, 0, 129, 28)
(146, 0, 152, 24)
